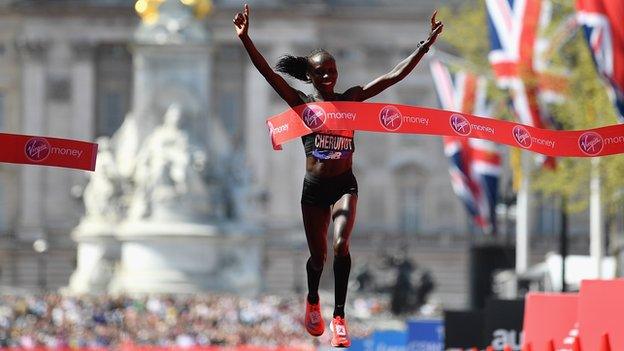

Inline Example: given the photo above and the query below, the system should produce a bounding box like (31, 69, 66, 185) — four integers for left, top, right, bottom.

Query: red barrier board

(522, 292, 578, 351)
(267, 102, 624, 157)
(578, 279, 624, 351)
(0, 132, 98, 171)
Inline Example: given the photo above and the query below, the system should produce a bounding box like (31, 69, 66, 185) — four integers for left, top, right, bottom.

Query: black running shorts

(301, 169, 358, 207)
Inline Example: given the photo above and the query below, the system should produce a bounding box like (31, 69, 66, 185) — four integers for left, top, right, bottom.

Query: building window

(395, 164, 426, 235)
(214, 44, 244, 145)
(218, 91, 241, 142)
(98, 92, 124, 137)
(400, 186, 422, 234)
(95, 43, 132, 137)
(536, 193, 560, 236)
(47, 75, 71, 102)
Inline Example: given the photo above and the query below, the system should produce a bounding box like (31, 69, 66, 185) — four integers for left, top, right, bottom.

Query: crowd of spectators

(0, 292, 388, 349)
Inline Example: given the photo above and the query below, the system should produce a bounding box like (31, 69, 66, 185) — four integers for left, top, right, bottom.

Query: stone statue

(128, 103, 210, 221)
(82, 137, 121, 222)
(72, 0, 262, 296)
(111, 111, 139, 180)
(71, 136, 121, 294)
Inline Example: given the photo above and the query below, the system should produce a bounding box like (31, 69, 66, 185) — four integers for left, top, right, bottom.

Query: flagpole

(515, 150, 531, 274)
(590, 157, 603, 278)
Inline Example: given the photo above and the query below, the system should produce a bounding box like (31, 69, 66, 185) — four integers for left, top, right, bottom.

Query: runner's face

(308, 53, 337, 94)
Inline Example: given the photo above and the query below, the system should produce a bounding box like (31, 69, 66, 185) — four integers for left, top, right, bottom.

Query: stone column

(71, 41, 96, 141)
(70, 42, 96, 192)
(258, 43, 308, 223)
(244, 44, 271, 223)
(16, 40, 48, 242)
(67, 40, 122, 294)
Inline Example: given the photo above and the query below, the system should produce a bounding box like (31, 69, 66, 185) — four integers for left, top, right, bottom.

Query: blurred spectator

(0, 292, 390, 348)
(388, 254, 436, 316)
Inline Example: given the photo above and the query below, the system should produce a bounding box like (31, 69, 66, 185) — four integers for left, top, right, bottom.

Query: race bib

(311, 131, 354, 160)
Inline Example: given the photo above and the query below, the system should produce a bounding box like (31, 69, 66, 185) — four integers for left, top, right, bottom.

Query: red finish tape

(267, 102, 624, 157)
(0, 133, 98, 171)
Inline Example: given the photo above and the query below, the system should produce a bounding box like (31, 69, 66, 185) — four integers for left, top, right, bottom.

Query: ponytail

(275, 55, 310, 83)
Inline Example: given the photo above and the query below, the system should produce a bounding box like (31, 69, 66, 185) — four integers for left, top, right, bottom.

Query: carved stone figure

(128, 103, 210, 221)
(112, 111, 139, 180)
(82, 137, 121, 222)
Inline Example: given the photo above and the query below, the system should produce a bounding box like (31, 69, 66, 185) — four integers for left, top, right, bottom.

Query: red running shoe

(304, 299, 325, 336)
(330, 316, 351, 348)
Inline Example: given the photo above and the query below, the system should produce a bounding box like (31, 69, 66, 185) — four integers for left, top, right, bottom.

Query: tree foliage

(439, 0, 624, 216)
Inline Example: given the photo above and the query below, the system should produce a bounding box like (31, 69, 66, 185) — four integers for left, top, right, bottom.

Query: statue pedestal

(69, 221, 121, 294)
(110, 221, 263, 295)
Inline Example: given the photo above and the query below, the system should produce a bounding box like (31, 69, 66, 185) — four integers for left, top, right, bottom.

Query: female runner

(233, 4, 442, 347)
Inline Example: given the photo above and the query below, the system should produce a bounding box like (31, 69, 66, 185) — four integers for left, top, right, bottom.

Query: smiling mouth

(321, 81, 334, 86)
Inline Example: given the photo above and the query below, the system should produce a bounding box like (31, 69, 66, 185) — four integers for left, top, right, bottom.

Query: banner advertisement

(0, 133, 98, 171)
(522, 293, 578, 351)
(267, 102, 624, 157)
(406, 319, 443, 351)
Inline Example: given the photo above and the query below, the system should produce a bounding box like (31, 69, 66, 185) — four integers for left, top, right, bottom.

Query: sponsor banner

(349, 337, 374, 351)
(578, 279, 624, 351)
(406, 319, 444, 351)
(443, 310, 486, 349)
(484, 299, 524, 351)
(0, 133, 98, 171)
(266, 102, 624, 157)
(372, 330, 407, 351)
(522, 292, 578, 351)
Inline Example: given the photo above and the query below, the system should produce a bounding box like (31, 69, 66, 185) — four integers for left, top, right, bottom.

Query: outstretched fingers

(242, 4, 250, 26)
(433, 22, 444, 35)
(431, 10, 438, 27)
(429, 9, 443, 37)
(233, 4, 250, 35)
(233, 13, 244, 28)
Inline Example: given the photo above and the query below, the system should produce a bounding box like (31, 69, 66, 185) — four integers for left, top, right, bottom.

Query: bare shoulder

(342, 86, 364, 101)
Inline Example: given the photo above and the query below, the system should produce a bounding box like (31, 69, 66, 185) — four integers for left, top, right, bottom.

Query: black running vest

(301, 93, 355, 160)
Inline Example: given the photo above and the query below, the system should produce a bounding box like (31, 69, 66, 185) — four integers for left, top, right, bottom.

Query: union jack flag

(577, 0, 624, 123)
(486, 0, 564, 169)
(430, 60, 501, 235)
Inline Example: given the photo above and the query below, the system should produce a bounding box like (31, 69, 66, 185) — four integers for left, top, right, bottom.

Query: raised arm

(233, 4, 303, 107)
(353, 11, 444, 102)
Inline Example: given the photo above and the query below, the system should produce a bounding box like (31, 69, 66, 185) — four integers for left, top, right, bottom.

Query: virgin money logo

(302, 104, 326, 130)
(24, 137, 51, 162)
(512, 125, 532, 148)
(268, 121, 288, 135)
(450, 113, 471, 136)
(578, 132, 604, 156)
(379, 105, 402, 131)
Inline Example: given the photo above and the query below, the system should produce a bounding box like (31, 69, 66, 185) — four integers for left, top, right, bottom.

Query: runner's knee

(333, 238, 349, 257)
